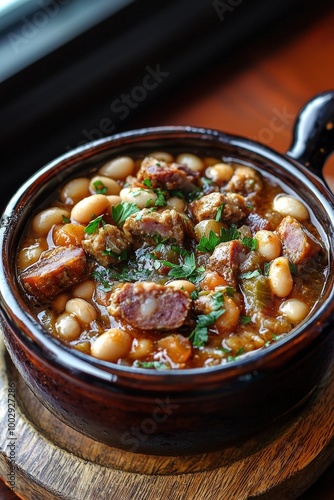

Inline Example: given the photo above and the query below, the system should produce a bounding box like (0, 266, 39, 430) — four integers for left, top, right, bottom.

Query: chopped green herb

(146, 199, 153, 207)
(133, 360, 169, 370)
(143, 178, 152, 188)
(84, 215, 105, 234)
(93, 180, 108, 194)
(241, 315, 251, 324)
(215, 204, 225, 222)
(62, 215, 71, 224)
(189, 291, 225, 347)
(225, 286, 235, 297)
(154, 188, 167, 207)
(227, 347, 245, 361)
(169, 189, 184, 199)
(190, 289, 199, 300)
(241, 237, 258, 250)
(240, 270, 262, 279)
(162, 253, 204, 283)
(220, 224, 240, 242)
(201, 177, 214, 188)
(111, 202, 139, 226)
(93, 266, 152, 288)
(263, 262, 270, 276)
(103, 248, 128, 261)
(197, 230, 222, 253)
(135, 211, 144, 221)
(289, 262, 298, 274)
(171, 245, 191, 257)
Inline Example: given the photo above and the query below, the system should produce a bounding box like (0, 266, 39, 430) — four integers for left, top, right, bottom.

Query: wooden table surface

(1, 6, 334, 499)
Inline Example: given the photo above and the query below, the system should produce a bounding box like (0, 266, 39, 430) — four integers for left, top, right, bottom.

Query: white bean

(71, 194, 109, 223)
(269, 257, 293, 298)
(149, 151, 174, 163)
(71, 280, 95, 300)
(279, 299, 309, 323)
(273, 195, 309, 221)
(99, 156, 135, 179)
(215, 297, 240, 333)
(89, 176, 121, 195)
(91, 328, 132, 362)
(107, 195, 122, 206)
(166, 196, 186, 212)
(129, 338, 154, 360)
(52, 294, 69, 313)
(18, 243, 44, 269)
(55, 313, 81, 341)
(32, 207, 71, 236)
(120, 187, 157, 208)
(176, 153, 204, 172)
(194, 219, 224, 240)
(60, 177, 90, 205)
(166, 280, 196, 294)
(205, 163, 234, 184)
(255, 230, 281, 261)
(65, 298, 97, 324)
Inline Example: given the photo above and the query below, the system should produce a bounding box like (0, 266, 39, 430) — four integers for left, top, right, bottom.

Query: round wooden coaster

(0, 337, 333, 500)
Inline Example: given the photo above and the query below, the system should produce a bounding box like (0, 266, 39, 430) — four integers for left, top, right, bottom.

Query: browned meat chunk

(20, 246, 88, 302)
(123, 208, 186, 245)
(225, 166, 263, 197)
(246, 212, 273, 232)
(209, 240, 244, 288)
(108, 282, 191, 330)
(137, 156, 198, 192)
(189, 192, 248, 224)
(82, 224, 130, 267)
(276, 215, 322, 264)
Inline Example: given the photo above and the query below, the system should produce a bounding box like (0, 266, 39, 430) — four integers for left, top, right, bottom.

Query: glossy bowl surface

(1, 124, 334, 455)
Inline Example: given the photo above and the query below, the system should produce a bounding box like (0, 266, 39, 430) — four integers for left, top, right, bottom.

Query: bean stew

(17, 151, 328, 370)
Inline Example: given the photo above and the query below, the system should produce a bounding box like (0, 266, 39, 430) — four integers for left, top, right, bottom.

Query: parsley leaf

(143, 178, 152, 188)
(220, 224, 240, 242)
(162, 253, 204, 283)
(111, 202, 139, 226)
(154, 188, 167, 207)
(197, 230, 222, 253)
(93, 179, 108, 194)
(62, 215, 71, 224)
(133, 360, 169, 370)
(93, 266, 152, 289)
(215, 204, 225, 222)
(227, 346, 245, 362)
(241, 236, 258, 250)
(189, 291, 226, 347)
(240, 315, 251, 324)
(103, 248, 128, 261)
(240, 270, 262, 279)
(84, 215, 105, 234)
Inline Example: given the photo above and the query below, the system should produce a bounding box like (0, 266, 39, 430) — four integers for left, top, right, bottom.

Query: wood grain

(0, 336, 333, 500)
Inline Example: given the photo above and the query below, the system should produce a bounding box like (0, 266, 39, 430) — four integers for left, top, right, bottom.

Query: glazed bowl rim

(1, 125, 334, 386)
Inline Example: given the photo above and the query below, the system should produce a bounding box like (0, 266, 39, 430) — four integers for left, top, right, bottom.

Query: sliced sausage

(137, 156, 198, 192)
(189, 192, 248, 224)
(20, 246, 88, 302)
(209, 240, 244, 288)
(123, 208, 186, 246)
(276, 215, 322, 264)
(82, 224, 130, 267)
(108, 282, 191, 330)
(246, 212, 273, 232)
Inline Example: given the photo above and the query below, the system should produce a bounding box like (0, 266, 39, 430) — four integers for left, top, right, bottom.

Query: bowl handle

(286, 91, 334, 180)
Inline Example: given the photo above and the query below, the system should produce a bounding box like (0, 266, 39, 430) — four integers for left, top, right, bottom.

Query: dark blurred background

(0, 0, 333, 203)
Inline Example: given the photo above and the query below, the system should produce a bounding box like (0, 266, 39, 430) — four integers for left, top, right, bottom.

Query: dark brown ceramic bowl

(1, 92, 334, 456)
